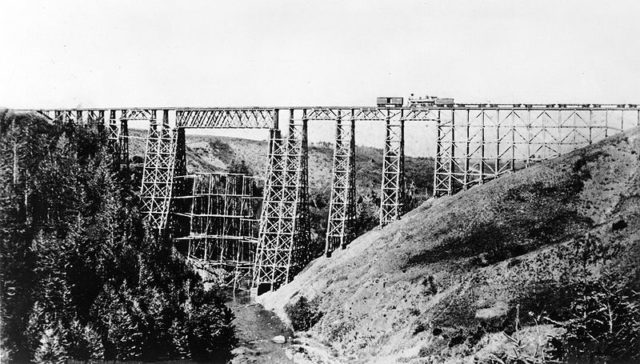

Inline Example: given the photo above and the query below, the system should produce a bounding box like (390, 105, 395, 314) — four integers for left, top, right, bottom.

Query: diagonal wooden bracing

(139, 110, 179, 232)
(176, 108, 277, 128)
(433, 104, 640, 196)
(252, 127, 285, 293)
(251, 109, 311, 295)
(107, 110, 120, 168)
(380, 110, 405, 226)
(325, 110, 356, 255)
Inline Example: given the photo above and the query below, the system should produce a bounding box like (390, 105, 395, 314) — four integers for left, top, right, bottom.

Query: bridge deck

(13, 103, 640, 112)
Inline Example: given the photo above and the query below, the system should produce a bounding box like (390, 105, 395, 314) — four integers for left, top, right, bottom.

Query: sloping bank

(258, 129, 640, 363)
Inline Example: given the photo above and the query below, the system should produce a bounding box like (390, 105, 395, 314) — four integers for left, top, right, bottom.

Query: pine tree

(0, 112, 39, 361)
(91, 283, 144, 360)
(82, 324, 105, 360)
(33, 326, 67, 364)
(168, 318, 190, 359)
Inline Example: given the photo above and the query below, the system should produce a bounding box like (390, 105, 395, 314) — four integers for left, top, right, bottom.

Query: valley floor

(227, 291, 294, 364)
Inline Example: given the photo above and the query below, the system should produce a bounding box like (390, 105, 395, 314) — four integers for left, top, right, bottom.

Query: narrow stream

(226, 290, 295, 364)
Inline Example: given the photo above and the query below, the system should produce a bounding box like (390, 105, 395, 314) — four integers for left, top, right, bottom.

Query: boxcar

(376, 97, 404, 108)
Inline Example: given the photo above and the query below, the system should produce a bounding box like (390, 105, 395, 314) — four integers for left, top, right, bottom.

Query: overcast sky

(1, 0, 639, 155)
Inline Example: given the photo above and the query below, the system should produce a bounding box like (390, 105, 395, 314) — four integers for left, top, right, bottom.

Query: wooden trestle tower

(25, 102, 640, 297)
(380, 110, 405, 226)
(325, 110, 356, 256)
(139, 110, 181, 232)
(251, 110, 311, 294)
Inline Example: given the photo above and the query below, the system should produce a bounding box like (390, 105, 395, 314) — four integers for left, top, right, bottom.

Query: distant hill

(128, 128, 433, 249)
(128, 129, 433, 197)
(259, 129, 640, 363)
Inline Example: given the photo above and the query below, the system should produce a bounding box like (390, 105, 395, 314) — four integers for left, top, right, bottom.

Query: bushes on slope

(285, 296, 323, 331)
(550, 278, 640, 362)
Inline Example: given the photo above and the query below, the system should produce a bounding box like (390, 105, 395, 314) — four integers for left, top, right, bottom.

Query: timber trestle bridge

(19, 102, 640, 296)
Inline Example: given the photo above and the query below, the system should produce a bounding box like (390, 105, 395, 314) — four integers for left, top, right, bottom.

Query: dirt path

(227, 291, 295, 364)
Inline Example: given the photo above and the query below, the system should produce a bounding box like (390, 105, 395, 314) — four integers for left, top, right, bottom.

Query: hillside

(128, 129, 433, 196)
(128, 129, 433, 248)
(259, 129, 640, 363)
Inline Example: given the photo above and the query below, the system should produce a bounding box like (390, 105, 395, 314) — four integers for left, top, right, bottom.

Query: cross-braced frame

(251, 109, 311, 295)
(433, 104, 640, 196)
(325, 110, 356, 255)
(140, 110, 179, 232)
(174, 173, 263, 289)
(380, 110, 405, 226)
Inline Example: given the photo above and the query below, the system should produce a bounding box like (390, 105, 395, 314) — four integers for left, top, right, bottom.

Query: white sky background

(1, 0, 639, 156)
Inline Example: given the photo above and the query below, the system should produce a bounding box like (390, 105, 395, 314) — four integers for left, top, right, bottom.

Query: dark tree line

(0, 111, 236, 363)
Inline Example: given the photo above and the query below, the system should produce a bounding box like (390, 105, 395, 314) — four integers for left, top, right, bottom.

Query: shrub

(284, 296, 323, 331)
(422, 276, 438, 295)
(413, 321, 426, 335)
(418, 345, 432, 357)
(327, 320, 354, 342)
(33, 327, 67, 364)
(186, 290, 236, 361)
(551, 279, 640, 362)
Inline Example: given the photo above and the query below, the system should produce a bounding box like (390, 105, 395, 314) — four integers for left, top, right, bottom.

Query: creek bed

(226, 290, 294, 364)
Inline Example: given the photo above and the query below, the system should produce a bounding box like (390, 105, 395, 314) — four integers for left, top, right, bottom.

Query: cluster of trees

(0, 111, 236, 363)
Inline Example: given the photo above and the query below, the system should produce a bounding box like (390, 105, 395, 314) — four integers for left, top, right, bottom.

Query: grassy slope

(258, 129, 640, 363)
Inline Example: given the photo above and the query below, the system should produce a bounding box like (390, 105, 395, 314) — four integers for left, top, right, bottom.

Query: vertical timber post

(480, 109, 485, 184)
(119, 111, 130, 173)
(171, 124, 187, 237)
(75, 110, 82, 127)
(380, 112, 390, 225)
(511, 108, 516, 172)
(463, 109, 470, 189)
(495, 110, 500, 178)
(588, 109, 593, 144)
(433, 110, 443, 196)
(11, 116, 18, 186)
(347, 109, 356, 247)
(399, 112, 405, 211)
(526, 108, 532, 166)
(449, 109, 455, 195)
(108, 110, 120, 169)
(281, 110, 297, 284)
